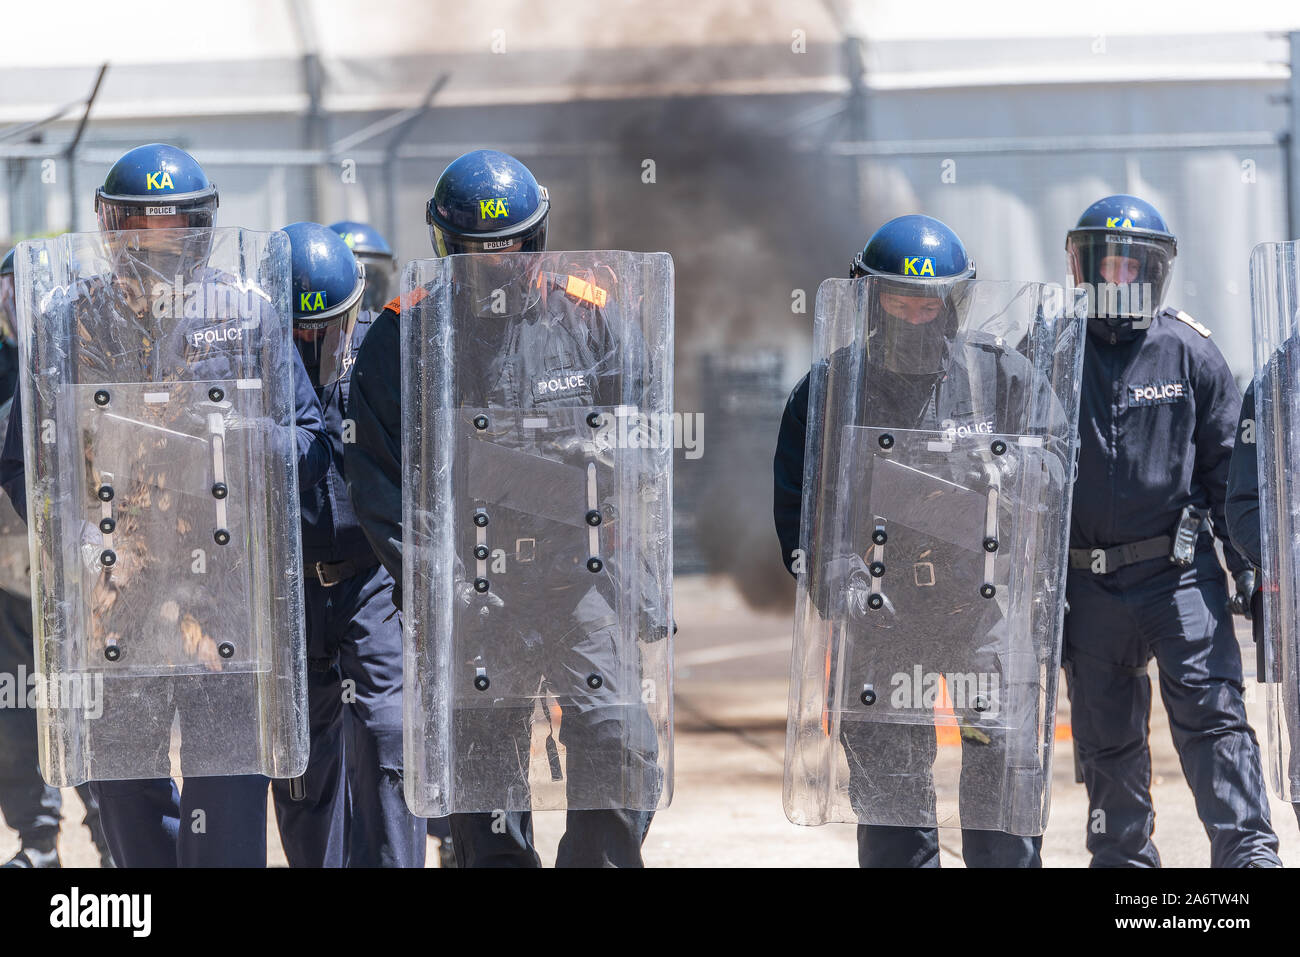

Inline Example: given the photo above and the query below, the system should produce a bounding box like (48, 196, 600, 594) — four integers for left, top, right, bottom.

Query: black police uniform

(347, 277, 661, 868)
(0, 339, 111, 865)
(1065, 306, 1279, 867)
(774, 330, 1061, 867)
(0, 271, 332, 868)
(285, 313, 426, 868)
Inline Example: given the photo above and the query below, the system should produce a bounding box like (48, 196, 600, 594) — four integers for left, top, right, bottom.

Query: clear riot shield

(0, 398, 30, 598)
(785, 278, 1085, 834)
(1249, 239, 1300, 802)
(13, 227, 308, 786)
(402, 251, 673, 816)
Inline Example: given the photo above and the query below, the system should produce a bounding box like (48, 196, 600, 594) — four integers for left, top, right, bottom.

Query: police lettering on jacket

(1127, 379, 1188, 407)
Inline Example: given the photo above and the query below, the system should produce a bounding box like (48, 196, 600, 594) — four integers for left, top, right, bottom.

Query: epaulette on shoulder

(560, 274, 608, 308)
(384, 286, 429, 315)
(1168, 308, 1212, 338)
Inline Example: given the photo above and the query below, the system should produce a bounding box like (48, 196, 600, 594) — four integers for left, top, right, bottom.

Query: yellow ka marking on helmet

(341, 233, 356, 248)
(1105, 216, 1134, 228)
(145, 171, 175, 191)
(903, 257, 935, 276)
(300, 291, 326, 312)
(479, 197, 509, 219)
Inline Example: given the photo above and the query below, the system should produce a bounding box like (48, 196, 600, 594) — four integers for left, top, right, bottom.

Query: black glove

(1228, 569, 1256, 620)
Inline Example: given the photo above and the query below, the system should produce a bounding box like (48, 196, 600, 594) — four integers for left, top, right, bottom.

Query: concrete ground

(5, 574, 1297, 867)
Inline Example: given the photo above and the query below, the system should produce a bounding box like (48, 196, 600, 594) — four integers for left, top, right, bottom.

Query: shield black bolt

(104, 646, 120, 662)
(211, 482, 228, 499)
(209, 387, 225, 403)
(100, 549, 116, 567)
(878, 433, 895, 449)
(97, 485, 114, 502)
(991, 440, 1007, 456)
(860, 687, 877, 706)
(980, 583, 996, 599)
(585, 509, 602, 526)
(214, 528, 231, 546)
(473, 512, 489, 527)
(868, 561, 885, 578)
(867, 593, 884, 610)
(871, 529, 888, 545)
(586, 557, 603, 573)
(99, 517, 116, 535)
(473, 414, 489, 430)
(586, 673, 603, 690)
(218, 642, 235, 659)
(586, 412, 603, 429)
(93, 390, 110, 406)
(474, 674, 491, 691)
(973, 695, 989, 713)
(983, 537, 999, 553)
(473, 578, 490, 593)
(474, 545, 489, 560)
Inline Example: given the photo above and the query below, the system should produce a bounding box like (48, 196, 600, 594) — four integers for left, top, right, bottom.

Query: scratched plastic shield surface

(1249, 240, 1300, 802)
(785, 278, 1085, 834)
(14, 228, 308, 786)
(402, 251, 673, 815)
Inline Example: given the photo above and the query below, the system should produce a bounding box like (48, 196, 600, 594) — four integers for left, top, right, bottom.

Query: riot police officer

(0, 143, 331, 867)
(1062, 194, 1279, 867)
(774, 214, 1054, 867)
(276, 221, 424, 866)
(0, 249, 111, 868)
(346, 149, 660, 867)
(328, 219, 455, 865)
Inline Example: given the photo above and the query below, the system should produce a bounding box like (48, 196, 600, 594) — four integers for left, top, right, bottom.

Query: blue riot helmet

(0, 248, 14, 344)
(95, 143, 218, 232)
(94, 143, 220, 288)
(851, 214, 975, 376)
(284, 221, 365, 387)
(426, 149, 549, 257)
(329, 220, 395, 314)
(1066, 194, 1176, 326)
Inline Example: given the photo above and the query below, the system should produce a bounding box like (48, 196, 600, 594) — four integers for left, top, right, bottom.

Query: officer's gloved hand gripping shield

(785, 277, 1085, 834)
(1248, 240, 1300, 802)
(402, 251, 674, 815)
(13, 228, 308, 786)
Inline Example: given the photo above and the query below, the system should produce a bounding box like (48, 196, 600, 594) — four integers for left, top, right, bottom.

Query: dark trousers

(856, 825, 1041, 867)
(91, 665, 346, 867)
(1064, 548, 1280, 867)
(92, 563, 422, 867)
(303, 562, 424, 868)
(0, 587, 103, 848)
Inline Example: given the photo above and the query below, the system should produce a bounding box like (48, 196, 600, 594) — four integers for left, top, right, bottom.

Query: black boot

(2, 832, 59, 868)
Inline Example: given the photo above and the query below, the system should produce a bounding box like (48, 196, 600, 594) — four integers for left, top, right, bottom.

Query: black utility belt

(1070, 510, 1209, 575)
(1069, 536, 1171, 573)
(310, 557, 379, 587)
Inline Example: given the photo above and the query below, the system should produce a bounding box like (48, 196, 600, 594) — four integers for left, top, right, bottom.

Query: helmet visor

(355, 253, 394, 314)
(429, 218, 547, 258)
(867, 282, 956, 376)
(293, 264, 365, 386)
(1067, 233, 1174, 323)
(96, 191, 217, 234)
